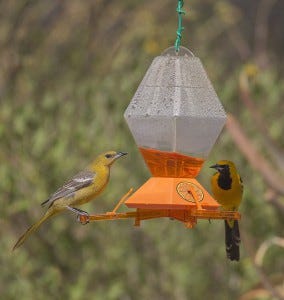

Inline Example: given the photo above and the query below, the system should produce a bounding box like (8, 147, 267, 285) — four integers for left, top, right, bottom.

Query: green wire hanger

(174, 0, 186, 52)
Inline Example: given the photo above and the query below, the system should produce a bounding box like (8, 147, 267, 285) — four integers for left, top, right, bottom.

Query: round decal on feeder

(176, 181, 204, 203)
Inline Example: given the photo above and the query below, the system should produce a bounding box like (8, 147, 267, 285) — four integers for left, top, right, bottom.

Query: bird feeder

(78, 2, 240, 228)
(124, 46, 226, 214)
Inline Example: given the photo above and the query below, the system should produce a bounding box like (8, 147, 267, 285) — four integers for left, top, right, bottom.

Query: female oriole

(13, 151, 127, 250)
(210, 160, 243, 261)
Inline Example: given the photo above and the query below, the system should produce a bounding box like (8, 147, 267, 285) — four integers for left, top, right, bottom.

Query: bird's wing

(41, 170, 95, 207)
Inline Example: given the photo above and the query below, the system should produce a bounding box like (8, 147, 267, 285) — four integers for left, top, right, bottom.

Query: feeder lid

(124, 47, 226, 158)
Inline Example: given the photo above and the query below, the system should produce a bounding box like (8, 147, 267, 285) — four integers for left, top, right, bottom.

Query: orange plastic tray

(125, 177, 220, 210)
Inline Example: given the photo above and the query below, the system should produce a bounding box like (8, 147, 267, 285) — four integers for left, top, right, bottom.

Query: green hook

(174, 0, 185, 52)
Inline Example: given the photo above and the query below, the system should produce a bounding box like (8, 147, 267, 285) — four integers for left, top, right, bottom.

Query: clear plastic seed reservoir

(124, 47, 227, 179)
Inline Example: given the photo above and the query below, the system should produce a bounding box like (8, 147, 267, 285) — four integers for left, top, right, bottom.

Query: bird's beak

(115, 152, 128, 159)
(210, 164, 222, 172)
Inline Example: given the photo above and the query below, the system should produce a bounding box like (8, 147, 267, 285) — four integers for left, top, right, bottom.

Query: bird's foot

(67, 206, 90, 225)
(76, 210, 90, 225)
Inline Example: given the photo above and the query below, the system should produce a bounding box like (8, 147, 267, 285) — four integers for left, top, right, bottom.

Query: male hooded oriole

(210, 160, 243, 261)
(13, 151, 127, 250)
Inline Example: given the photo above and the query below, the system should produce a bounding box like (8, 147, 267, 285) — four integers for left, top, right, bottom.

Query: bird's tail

(224, 220, 240, 261)
(13, 208, 57, 251)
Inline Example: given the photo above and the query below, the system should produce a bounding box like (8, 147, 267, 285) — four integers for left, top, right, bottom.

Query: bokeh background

(1, 1, 283, 299)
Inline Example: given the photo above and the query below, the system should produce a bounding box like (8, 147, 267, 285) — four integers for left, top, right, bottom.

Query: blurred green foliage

(0, 1, 283, 299)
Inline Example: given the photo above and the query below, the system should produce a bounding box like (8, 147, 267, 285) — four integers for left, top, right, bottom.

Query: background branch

(226, 114, 284, 197)
(239, 69, 284, 171)
(241, 230, 284, 300)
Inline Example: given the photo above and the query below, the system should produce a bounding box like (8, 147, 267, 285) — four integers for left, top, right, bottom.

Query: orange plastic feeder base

(78, 186, 241, 228)
(125, 177, 219, 210)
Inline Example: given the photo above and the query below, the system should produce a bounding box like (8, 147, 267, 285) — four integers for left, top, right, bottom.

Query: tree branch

(226, 114, 284, 196)
(241, 230, 284, 300)
(239, 70, 284, 171)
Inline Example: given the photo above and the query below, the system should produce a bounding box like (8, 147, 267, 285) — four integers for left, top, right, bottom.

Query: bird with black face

(13, 151, 127, 250)
(210, 160, 243, 261)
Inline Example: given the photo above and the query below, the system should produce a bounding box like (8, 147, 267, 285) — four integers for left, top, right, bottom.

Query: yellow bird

(210, 160, 243, 261)
(13, 151, 127, 250)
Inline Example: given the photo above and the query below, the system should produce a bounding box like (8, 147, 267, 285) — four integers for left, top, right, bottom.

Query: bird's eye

(105, 154, 112, 158)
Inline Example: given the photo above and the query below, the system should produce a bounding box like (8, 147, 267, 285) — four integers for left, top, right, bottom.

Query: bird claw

(77, 213, 90, 225)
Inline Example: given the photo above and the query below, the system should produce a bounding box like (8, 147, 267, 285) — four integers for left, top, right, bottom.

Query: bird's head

(210, 160, 237, 174)
(96, 151, 128, 167)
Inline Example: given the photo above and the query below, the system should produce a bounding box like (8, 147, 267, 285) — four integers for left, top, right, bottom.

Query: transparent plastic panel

(126, 86, 174, 117)
(175, 116, 226, 157)
(126, 116, 175, 151)
(125, 115, 225, 158)
(178, 87, 225, 117)
(140, 49, 212, 89)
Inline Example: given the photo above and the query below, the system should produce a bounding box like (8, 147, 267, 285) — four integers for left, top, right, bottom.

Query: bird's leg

(66, 206, 89, 215)
(66, 206, 90, 225)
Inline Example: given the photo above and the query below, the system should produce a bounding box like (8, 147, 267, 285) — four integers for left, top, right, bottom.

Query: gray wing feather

(41, 170, 95, 207)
